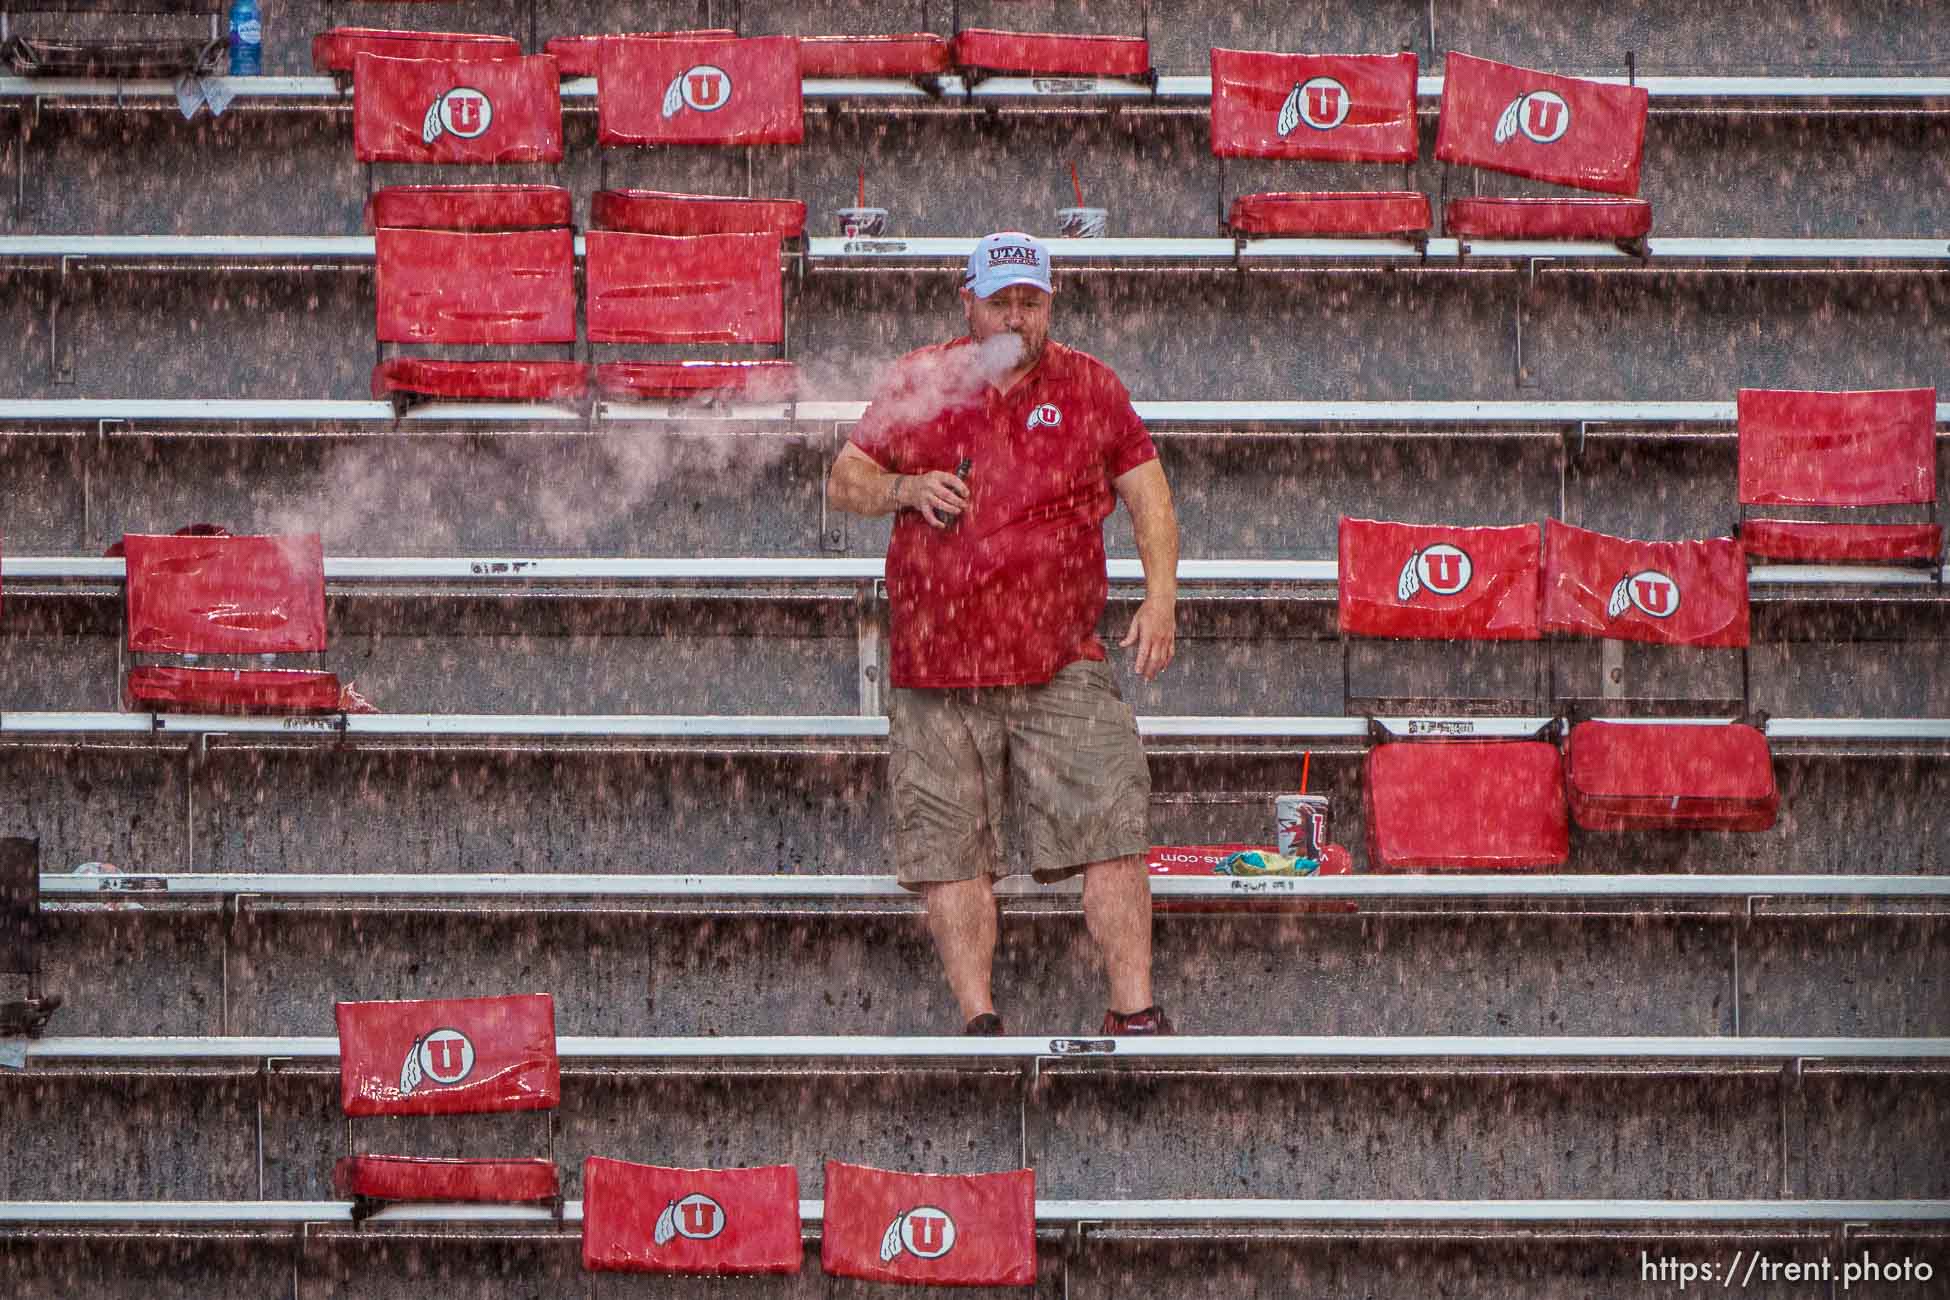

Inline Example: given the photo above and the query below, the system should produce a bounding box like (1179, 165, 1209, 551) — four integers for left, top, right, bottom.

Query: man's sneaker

(964, 1012, 1005, 1036)
(1100, 1004, 1173, 1035)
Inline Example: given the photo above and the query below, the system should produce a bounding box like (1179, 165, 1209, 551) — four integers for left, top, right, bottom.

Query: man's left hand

(1120, 596, 1176, 682)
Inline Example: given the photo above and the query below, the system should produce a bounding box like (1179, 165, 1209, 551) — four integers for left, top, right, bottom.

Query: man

(826, 232, 1180, 1036)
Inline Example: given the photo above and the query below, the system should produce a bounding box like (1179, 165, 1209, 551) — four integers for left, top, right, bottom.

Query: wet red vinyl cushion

(545, 30, 736, 79)
(797, 34, 951, 79)
(951, 29, 1148, 78)
(595, 361, 799, 402)
(374, 227, 577, 345)
(581, 1157, 802, 1275)
(1435, 52, 1648, 195)
(1565, 721, 1779, 831)
(1365, 742, 1569, 871)
(584, 232, 784, 345)
(820, 1161, 1036, 1287)
(1737, 387, 1937, 508)
(1444, 196, 1652, 241)
(312, 28, 522, 76)
(365, 185, 573, 233)
(1739, 520, 1942, 563)
(124, 666, 342, 714)
(1541, 522, 1749, 648)
(336, 993, 559, 1117)
(1228, 191, 1431, 237)
(370, 360, 589, 404)
(1210, 49, 1418, 163)
(1337, 518, 1543, 641)
(333, 1156, 560, 1206)
(597, 36, 804, 146)
(352, 53, 563, 164)
(591, 190, 806, 238)
(124, 532, 326, 655)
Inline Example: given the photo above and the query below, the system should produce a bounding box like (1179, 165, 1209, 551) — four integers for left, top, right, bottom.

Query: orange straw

(1070, 163, 1084, 206)
(857, 168, 866, 208)
(1299, 751, 1311, 796)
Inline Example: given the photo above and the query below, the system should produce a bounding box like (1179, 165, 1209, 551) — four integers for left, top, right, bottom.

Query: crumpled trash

(1214, 843, 1354, 877)
(172, 72, 237, 120)
(338, 681, 379, 714)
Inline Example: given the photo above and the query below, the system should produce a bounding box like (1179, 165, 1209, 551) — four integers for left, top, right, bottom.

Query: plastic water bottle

(227, 0, 261, 75)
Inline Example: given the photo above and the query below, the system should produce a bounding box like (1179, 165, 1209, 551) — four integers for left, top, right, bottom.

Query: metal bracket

(13, 96, 41, 219)
(819, 425, 849, 553)
(856, 595, 885, 718)
(1512, 259, 1554, 390)
(50, 254, 80, 385)
(1018, 1058, 1041, 1171)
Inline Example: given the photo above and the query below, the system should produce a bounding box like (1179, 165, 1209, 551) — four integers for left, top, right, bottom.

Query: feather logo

(1606, 576, 1634, 620)
(1397, 551, 1424, 602)
(879, 1212, 908, 1262)
(398, 1027, 475, 1096)
(883, 1207, 956, 1260)
(664, 65, 732, 117)
(654, 1200, 679, 1246)
(421, 88, 492, 143)
(1494, 96, 1524, 144)
(1276, 83, 1302, 137)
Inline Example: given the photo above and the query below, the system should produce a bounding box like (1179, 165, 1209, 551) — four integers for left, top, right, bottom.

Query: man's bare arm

(1113, 458, 1180, 681)
(828, 442, 969, 527)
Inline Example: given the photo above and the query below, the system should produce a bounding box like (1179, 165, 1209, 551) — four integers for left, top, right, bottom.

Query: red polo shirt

(851, 337, 1158, 689)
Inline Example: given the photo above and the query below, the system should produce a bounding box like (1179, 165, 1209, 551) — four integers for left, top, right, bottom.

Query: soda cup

(1275, 794, 1330, 859)
(1055, 206, 1108, 238)
(837, 207, 888, 238)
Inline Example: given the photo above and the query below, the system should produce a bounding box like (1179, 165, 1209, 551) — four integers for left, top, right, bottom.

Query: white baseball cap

(963, 232, 1054, 299)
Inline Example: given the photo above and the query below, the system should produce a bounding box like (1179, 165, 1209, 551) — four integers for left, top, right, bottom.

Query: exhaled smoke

(841, 331, 1026, 432)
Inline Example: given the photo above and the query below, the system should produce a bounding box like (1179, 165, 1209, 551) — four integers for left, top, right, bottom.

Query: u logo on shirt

(1026, 403, 1063, 432)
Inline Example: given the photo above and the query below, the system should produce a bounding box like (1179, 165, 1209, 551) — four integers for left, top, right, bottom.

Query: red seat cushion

(1541, 522, 1750, 648)
(821, 1161, 1036, 1287)
(584, 232, 784, 345)
(597, 36, 803, 146)
(545, 31, 736, 79)
(352, 53, 563, 165)
(365, 185, 572, 233)
(333, 1156, 560, 1206)
(1435, 52, 1648, 195)
(1565, 721, 1779, 832)
(1337, 517, 1544, 641)
(797, 34, 951, 79)
(581, 1157, 802, 1275)
(1228, 191, 1430, 238)
(1210, 49, 1419, 163)
(371, 361, 589, 404)
(1365, 742, 1569, 871)
(123, 532, 327, 655)
(336, 993, 560, 1117)
(950, 29, 1149, 78)
(1738, 387, 1938, 508)
(311, 28, 521, 75)
(375, 228, 577, 346)
(1740, 520, 1943, 563)
(595, 361, 799, 402)
(591, 190, 806, 238)
(124, 667, 342, 714)
(1445, 196, 1652, 242)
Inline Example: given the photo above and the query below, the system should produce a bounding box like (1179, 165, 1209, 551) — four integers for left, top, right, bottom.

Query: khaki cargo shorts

(889, 658, 1151, 888)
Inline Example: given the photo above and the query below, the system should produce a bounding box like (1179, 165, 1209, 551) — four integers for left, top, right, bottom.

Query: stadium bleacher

(2, 2, 1947, 1295)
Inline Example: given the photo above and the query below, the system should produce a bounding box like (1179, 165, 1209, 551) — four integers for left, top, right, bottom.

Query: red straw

(857, 168, 865, 209)
(1299, 751, 1311, 796)
(1070, 163, 1084, 206)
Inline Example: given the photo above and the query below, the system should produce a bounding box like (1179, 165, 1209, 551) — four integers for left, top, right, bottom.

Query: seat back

(1738, 387, 1937, 509)
(336, 993, 559, 1117)
(596, 35, 803, 146)
(1210, 49, 1418, 163)
(1337, 517, 1542, 641)
(949, 28, 1149, 79)
(581, 1157, 803, 1276)
(546, 30, 736, 79)
(1434, 52, 1647, 195)
(374, 227, 577, 346)
(1541, 521, 1749, 648)
(585, 232, 784, 345)
(1, 836, 38, 979)
(820, 1160, 1036, 1287)
(365, 184, 573, 233)
(124, 532, 326, 655)
(352, 53, 564, 165)
(1565, 720, 1779, 832)
(797, 33, 951, 79)
(592, 190, 807, 239)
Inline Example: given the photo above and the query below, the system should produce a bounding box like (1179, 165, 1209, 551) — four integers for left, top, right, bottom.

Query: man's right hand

(899, 470, 971, 529)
